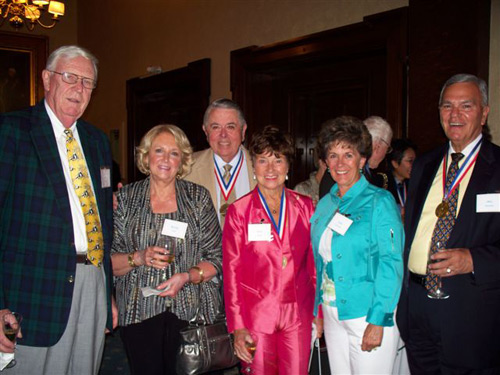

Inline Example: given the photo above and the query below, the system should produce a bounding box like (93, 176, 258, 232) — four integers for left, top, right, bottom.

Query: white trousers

(322, 304, 399, 375)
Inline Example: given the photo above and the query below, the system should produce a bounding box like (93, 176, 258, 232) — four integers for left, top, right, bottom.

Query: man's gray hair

(203, 98, 246, 127)
(439, 73, 488, 106)
(364, 116, 393, 143)
(46, 45, 99, 81)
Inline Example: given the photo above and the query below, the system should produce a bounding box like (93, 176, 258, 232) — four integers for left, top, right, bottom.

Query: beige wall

(4, 0, 498, 181)
(76, 0, 408, 180)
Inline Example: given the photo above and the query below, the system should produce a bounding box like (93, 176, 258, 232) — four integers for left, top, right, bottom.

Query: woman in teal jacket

(311, 116, 404, 374)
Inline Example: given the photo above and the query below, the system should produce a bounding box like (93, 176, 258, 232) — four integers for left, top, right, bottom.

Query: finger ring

(446, 267, 451, 274)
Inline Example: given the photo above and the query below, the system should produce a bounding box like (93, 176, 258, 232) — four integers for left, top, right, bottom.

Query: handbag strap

(316, 338, 322, 375)
(307, 338, 322, 375)
(188, 282, 227, 326)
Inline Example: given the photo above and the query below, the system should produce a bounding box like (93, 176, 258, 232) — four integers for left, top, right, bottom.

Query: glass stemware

(427, 241, 450, 299)
(243, 333, 258, 374)
(156, 233, 176, 307)
(2, 312, 23, 368)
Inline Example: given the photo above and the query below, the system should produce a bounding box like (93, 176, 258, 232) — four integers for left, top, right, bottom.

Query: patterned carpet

(98, 328, 239, 375)
(98, 328, 130, 375)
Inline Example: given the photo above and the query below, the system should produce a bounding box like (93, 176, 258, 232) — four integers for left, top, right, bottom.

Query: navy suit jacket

(0, 101, 114, 346)
(396, 139, 500, 368)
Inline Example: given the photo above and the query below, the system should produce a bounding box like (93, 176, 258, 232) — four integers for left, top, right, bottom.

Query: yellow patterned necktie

(65, 129, 103, 267)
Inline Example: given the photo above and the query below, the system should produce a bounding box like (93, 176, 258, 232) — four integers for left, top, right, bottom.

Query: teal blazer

(311, 175, 404, 326)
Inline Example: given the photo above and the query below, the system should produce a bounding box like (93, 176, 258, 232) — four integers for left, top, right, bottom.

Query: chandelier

(0, 0, 65, 30)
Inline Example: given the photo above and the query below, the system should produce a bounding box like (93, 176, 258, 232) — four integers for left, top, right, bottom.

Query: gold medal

(435, 201, 449, 218)
(220, 203, 229, 216)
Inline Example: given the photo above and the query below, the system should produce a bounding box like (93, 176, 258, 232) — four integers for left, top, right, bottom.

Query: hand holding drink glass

(232, 329, 258, 373)
(155, 234, 176, 280)
(427, 241, 450, 299)
(2, 311, 23, 369)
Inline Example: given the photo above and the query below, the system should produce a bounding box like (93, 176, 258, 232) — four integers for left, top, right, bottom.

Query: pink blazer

(223, 187, 316, 334)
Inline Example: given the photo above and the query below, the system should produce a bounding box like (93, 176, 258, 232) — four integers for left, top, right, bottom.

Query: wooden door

(126, 59, 210, 183)
(231, 8, 408, 187)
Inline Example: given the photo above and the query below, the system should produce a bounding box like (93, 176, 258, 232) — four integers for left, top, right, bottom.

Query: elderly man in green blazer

(0, 46, 116, 374)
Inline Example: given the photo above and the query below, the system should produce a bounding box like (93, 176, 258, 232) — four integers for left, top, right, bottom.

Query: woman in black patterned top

(111, 124, 222, 375)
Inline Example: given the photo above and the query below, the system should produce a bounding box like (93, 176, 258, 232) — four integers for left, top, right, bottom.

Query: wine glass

(427, 241, 450, 299)
(2, 312, 23, 368)
(156, 234, 176, 306)
(243, 333, 258, 374)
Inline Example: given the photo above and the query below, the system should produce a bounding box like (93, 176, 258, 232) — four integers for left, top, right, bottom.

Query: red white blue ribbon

(441, 140, 482, 201)
(258, 187, 287, 240)
(214, 151, 243, 201)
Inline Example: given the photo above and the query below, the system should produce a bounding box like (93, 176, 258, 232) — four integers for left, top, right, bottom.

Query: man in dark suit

(0, 46, 116, 374)
(397, 74, 500, 374)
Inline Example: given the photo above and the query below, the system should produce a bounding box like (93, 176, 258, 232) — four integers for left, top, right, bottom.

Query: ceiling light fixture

(0, 0, 65, 30)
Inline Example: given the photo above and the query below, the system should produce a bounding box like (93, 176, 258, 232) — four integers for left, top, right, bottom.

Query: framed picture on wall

(0, 31, 47, 113)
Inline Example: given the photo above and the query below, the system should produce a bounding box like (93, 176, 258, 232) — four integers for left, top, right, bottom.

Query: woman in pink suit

(223, 125, 321, 374)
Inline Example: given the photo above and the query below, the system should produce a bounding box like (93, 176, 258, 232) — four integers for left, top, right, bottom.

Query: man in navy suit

(397, 74, 500, 374)
(0, 46, 116, 374)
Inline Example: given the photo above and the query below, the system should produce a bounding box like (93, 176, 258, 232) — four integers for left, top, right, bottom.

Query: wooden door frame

(126, 59, 210, 182)
(230, 7, 409, 141)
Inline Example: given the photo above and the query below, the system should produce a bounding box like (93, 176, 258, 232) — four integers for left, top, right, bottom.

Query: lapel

(29, 102, 72, 225)
(284, 189, 302, 251)
(449, 140, 495, 244)
(250, 187, 285, 248)
(242, 146, 257, 190)
(197, 148, 218, 206)
(77, 121, 105, 212)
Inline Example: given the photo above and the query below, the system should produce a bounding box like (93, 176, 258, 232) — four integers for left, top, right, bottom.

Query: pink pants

(243, 303, 312, 375)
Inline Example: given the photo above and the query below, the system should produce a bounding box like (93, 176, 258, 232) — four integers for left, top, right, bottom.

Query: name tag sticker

(248, 223, 272, 242)
(327, 212, 353, 236)
(476, 193, 500, 213)
(100, 167, 111, 188)
(162, 219, 188, 239)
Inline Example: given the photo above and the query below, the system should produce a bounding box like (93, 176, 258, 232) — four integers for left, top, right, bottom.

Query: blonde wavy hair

(136, 124, 193, 178)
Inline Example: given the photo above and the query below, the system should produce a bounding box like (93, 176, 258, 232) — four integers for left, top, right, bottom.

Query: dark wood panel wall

(231, 8, 408, 186)
(408, 0, 491, 153)
(126, 59, 210, 182)
(231, 0, 491, 187)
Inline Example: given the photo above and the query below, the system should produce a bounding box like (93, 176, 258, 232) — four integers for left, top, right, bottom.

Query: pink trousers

(243, 303, 312, 375)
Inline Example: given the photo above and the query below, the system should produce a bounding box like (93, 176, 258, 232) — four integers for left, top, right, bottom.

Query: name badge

(162, 219, 188, 239)
(248, 223, 272, 242)
(100, 167, 111, 188)
(477, 193, 500, 213)
(327, 212, 353, 236)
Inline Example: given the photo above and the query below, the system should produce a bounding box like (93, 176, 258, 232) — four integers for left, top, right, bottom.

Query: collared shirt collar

(448, 133, 483, 159)
(44, 99, 77, 137)
(213, 147, 242, 174)
(329, 174, 369, 202)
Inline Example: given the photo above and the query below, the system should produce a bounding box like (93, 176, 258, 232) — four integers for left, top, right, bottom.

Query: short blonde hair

(136, 124, 193, 178)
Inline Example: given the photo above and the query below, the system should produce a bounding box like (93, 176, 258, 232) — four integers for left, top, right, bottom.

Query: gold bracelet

(128, 252, 137, 268)
(189, 266, 204, 284)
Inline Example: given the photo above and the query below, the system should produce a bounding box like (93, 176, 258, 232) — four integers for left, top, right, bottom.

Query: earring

(253, 174, 256, 180)
(285, 175, 289, 181)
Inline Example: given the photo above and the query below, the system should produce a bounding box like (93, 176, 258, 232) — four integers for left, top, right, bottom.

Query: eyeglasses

(49, 71, 96, 89)
(379, 138, 393, 154)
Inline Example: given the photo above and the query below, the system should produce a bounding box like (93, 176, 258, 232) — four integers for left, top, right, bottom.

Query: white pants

(322, 304, 399, 375)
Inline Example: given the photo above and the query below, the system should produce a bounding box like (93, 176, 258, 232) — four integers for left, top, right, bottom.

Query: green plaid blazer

(0, 101, 114, 347)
